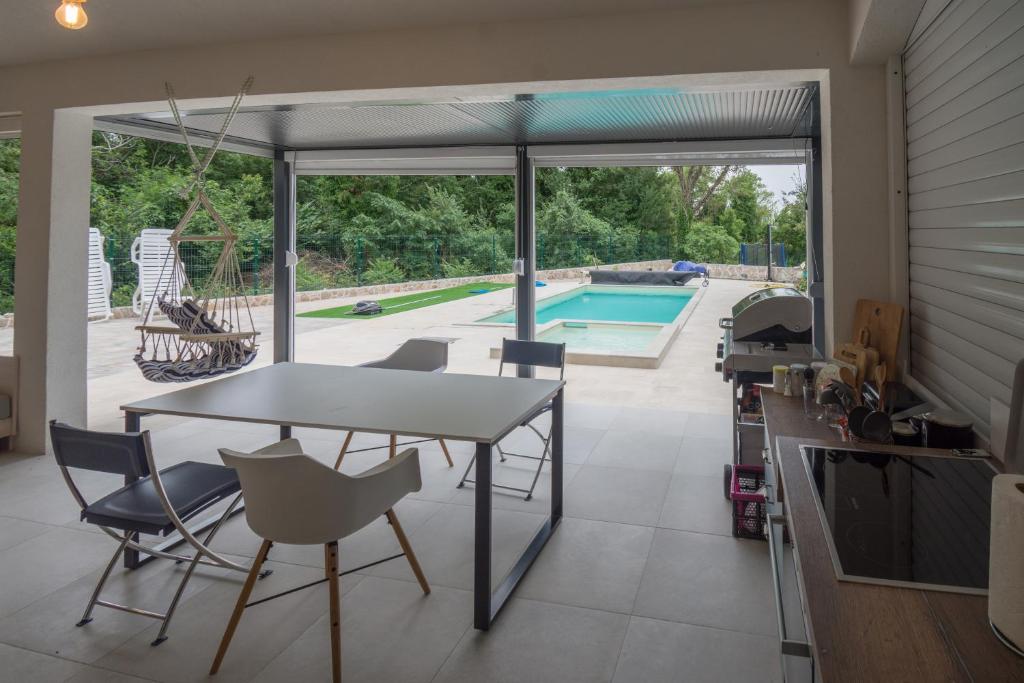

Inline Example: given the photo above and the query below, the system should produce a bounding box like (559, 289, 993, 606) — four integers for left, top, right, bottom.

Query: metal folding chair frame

(458, 339, 565, 500)
(55, 428, 259, 646)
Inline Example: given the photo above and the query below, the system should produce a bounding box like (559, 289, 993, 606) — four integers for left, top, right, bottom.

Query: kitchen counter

(761, 391, 1024, 682)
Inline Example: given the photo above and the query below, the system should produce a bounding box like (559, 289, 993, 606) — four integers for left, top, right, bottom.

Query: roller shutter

(904, 0, 1024, 436)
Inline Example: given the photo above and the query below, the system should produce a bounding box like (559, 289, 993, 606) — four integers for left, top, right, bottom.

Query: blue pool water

(479, 286, 694, 325)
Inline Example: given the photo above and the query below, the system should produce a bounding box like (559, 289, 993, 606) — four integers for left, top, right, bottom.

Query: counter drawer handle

(767, 513, 812, 661)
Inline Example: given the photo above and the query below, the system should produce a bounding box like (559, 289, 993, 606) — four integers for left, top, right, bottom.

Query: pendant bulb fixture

(55, 0, 88, 30)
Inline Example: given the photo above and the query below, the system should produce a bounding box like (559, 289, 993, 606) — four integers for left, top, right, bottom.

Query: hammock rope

(134, 78, 260, 383)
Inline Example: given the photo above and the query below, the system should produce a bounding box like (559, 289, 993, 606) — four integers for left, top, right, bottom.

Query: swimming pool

(477, 285, 694, 325)
(476, 284, 703, 368)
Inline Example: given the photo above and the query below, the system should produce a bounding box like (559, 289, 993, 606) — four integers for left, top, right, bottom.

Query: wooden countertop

(761, 391, 1024, 683)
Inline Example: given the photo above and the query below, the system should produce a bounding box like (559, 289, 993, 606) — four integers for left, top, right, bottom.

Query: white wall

(0, 0, 892, 452)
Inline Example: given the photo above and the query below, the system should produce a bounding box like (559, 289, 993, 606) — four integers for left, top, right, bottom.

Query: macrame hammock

(133, 78, 260, 383)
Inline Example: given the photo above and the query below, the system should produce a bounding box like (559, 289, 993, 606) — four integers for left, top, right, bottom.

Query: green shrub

(441, 258, 479, 279)
(682, 222, 740, 264)
(111, 284, 135, 308)
(362, 258, 405, 285)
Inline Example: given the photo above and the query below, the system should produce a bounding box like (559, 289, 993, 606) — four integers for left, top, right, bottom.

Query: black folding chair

(50, 421, 245, 646)
(457, 338, 566, 500)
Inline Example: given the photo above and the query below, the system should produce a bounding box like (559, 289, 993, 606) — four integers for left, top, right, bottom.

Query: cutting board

(852, 300, 903, 374)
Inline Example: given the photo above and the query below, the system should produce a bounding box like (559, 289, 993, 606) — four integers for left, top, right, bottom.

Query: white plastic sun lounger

(87, 228, 113, 321)
(131, 228, 184, 322)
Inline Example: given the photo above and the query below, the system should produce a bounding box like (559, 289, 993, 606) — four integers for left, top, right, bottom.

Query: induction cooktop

(801, 446, 998, 594)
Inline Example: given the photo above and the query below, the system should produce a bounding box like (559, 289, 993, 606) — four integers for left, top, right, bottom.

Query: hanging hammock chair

(133, 78, 261, 383)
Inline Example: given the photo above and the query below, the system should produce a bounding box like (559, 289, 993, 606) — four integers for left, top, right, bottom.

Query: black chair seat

(83, 461, 240, 536)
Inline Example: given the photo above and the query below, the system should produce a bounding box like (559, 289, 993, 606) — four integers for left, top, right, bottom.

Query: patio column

(807, 119, 826, 356)
(13, 108, 93, 452)
(514, 145, 535, 377)
(272, 150, 295, 363)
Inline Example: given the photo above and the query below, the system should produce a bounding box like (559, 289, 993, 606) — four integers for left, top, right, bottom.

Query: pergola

(99, 81, 824, 367)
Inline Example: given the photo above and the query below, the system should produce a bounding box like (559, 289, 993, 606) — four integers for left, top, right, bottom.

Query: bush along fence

(100, 231, 675, 309)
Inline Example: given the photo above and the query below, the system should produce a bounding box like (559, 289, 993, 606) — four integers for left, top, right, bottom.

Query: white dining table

(121, 361, 566, 630)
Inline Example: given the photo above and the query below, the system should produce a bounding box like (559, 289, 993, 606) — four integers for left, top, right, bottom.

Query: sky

(748, 164, 805, 209)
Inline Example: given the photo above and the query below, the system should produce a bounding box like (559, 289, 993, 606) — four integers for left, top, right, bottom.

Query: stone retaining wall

(0, 259, 803, 328)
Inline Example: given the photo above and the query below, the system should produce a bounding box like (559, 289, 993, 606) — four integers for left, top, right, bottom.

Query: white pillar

(13, 108, 92, 453)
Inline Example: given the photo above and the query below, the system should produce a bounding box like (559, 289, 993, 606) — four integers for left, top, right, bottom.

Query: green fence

(92, 231, 672, 309)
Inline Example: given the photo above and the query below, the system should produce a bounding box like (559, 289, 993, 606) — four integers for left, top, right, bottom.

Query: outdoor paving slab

(657, 474, 733, 537)
(254, 576, 472, 683)
(0, 642, 84, 683)
(432, 598, 629, 683)
(516, 517, 655, 614)
(586, 429, 682, 472)
(612, 616, 781, 683)
(632, 528, 775, 637)
(564, 465, 671, 527)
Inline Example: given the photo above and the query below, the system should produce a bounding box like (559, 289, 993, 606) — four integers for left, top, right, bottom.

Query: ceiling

(97, 83, 819, 153)
(0, 0, 736, 67)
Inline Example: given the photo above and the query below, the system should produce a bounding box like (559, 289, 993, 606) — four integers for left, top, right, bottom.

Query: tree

(772, 181, 807, 265)
(682, 222, 740, 264)
(671, 165, 734, 222)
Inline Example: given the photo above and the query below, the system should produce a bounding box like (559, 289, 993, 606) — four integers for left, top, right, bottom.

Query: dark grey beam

(806, 96, 825, 355)
(514, 145, 535, 378)
(272, 150, 295, 365)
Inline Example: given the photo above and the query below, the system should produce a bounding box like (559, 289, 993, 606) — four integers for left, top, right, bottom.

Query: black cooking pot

(922, 410, 974, 449)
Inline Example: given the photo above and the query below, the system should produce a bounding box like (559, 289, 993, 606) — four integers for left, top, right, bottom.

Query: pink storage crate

(730, 464, 766, 540)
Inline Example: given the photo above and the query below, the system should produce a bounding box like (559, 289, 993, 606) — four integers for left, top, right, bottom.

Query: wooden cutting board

(852, 299, 903, 373)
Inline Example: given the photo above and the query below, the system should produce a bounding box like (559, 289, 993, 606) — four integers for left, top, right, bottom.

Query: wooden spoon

(874, 362, 887, 412)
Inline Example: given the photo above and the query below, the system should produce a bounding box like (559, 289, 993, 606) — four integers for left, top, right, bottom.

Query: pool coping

(462, 283, 707, 368)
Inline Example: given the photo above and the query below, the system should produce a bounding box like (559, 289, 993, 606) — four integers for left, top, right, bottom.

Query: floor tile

(632, 528, 774, 636)
(0, 515, 52, 552)
(657, 475, 733, 537)
(0, 546, 252, 664)
(682, 412, 732, 439)
(0, 527, 115, 618)
(674, 436, 733, 478)
(564, 466, 671, 526)
(517, 517, 654, 613)
(254, 576, 471, 683)
(562, 403, 623, 430)
(0, 642, 84, 682)
(587, 430, 682, 472)
(612, 616, 781, 683)
(371, 503, 546, 591)
(609, 407, 691, 437)
(94, 559, 357, 683)
(433, 598, 629, 683)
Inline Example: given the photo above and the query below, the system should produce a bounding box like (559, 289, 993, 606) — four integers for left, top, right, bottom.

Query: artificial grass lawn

(298, 281, 515, 319)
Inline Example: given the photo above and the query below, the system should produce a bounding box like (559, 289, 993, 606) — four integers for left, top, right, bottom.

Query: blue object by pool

(469, 289, 490, 294)
(672, 260, 707, 274)
(480, 286, 693, 325)
(536, 281, 547, 287)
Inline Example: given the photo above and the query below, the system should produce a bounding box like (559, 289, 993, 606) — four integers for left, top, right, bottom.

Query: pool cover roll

(589, 270, 698, 286)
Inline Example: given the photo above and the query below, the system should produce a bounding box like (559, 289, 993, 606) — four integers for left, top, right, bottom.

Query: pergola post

(514, 145, 535, 377)
(13, 109, 93, 452)
(272, 150, 295, 364)
(807, 104, 826, 356)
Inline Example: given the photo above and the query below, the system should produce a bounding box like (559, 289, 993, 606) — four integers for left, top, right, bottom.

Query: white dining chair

(210, 439, 429, 683)
(334, 338, 455, 468)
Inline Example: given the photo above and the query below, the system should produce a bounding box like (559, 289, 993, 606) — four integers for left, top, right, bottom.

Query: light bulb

(55, 0, 88, 30)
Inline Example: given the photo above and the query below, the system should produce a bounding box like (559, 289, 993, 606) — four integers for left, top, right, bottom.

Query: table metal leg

(124, 411, 142, 569)
(474, 387, 565, 630)
(280, 425, 292, 440)
(473, 441, 492, 630)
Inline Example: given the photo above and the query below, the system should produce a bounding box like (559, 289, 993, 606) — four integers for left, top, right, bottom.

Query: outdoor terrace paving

(0, 277, 782, 682)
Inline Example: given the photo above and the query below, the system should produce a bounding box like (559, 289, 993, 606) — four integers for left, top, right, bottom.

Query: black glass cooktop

(802, 447, 997, 593)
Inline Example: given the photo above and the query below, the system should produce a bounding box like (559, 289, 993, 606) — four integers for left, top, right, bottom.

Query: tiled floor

(0, 278, 784, 682)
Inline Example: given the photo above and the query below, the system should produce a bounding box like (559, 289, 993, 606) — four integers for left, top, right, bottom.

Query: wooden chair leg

(438, 439, 454, 467)
(333, 431, 355, 470)
(326, 541, 342, 683)
(388, 434, 397, 459)
(210, 539, 272, 675)
(385, 509, 430, 595)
